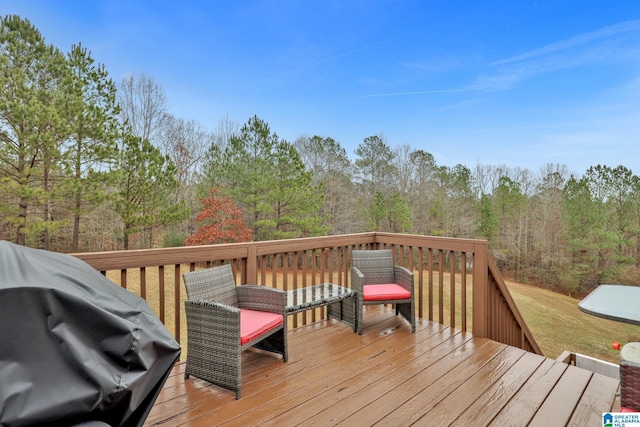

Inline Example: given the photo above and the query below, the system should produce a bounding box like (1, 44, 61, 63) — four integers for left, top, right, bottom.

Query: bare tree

(531, 163, 569, 274)
(393, 144, 414, 195)
(160, 114, 209, 196)
(211, 114, 239, 154)
(159, 114, 211, 240)
(118, 72, 167, 145)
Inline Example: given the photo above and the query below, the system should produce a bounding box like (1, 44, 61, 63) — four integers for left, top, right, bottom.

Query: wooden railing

(72, 232, 542, 355)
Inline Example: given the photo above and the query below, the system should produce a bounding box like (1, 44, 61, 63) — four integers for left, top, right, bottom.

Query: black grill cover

(0, 241, 181, 427)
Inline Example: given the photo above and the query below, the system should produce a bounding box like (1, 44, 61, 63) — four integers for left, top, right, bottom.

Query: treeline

(1, 15, 639, 296)
(0, 15, 189, 251)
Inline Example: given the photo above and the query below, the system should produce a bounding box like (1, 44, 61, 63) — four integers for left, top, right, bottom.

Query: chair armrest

(184, 300, 240, 338)
(394, 266, 414, 294)
(236, 285, 286, 314)
(351, 267, 364, 293)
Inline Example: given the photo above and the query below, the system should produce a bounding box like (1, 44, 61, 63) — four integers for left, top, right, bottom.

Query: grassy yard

(505, 279, 640, 364)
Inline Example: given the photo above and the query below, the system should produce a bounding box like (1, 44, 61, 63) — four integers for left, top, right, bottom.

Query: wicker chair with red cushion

(182, 264, 287, 399)
(351, 249, 416, 335)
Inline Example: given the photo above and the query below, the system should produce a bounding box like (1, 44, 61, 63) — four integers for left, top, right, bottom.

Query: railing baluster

(283, 252, 289, 292)
(418, 247, 424, 318)
(121, 269, 127, 289)
(450, 250, 456, 328)
(428, 248, 433, 322)
(174, 264, 180, 343)
(292, 251, 299, 329)
(438, 250, 444, 325)
(159, 265, 165, 324)
(140, 267, 146, 300)
(461, 252, 467, 332)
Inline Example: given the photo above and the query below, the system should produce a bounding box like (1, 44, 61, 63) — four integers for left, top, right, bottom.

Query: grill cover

(0, 241, 181, 427)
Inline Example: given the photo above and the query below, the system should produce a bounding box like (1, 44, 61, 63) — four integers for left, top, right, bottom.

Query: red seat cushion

(363, 284, 411, 301)
(240, 309, 284, 345)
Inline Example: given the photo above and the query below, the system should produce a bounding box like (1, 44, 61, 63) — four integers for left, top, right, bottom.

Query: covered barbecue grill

(0, 241, 181, 426)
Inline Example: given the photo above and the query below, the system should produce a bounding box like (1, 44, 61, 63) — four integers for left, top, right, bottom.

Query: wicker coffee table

(286, 283, 357, 332)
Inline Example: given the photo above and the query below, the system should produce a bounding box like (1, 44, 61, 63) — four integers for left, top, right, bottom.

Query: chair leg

(253, 328, 287, 361)
(397, 302, 416, 332)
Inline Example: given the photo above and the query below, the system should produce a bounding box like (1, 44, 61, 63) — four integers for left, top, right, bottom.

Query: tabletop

(578, 284, 640, 326)
(285, 283, 355, 313)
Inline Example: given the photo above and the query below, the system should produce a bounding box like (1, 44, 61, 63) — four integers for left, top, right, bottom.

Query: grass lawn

(505, 279, 640, 364)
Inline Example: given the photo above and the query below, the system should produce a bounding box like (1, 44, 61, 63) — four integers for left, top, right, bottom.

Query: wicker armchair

(182, 264, 287, 399)
(351, 249, 416, 335)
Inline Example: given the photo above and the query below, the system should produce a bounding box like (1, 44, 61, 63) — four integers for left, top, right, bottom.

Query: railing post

(246, 244, 258, 284)
(472, 242, 489, 338)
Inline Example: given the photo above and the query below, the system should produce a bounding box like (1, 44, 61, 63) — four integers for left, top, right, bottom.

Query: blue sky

(3, 1, 640, 175)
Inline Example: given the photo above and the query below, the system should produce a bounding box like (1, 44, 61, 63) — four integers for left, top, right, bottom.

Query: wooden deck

(145, 306, 621, 426)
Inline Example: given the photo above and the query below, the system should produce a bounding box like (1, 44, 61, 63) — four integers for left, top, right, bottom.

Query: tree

(585, 165, 639, 264)
(118, 72, 167, 145)
(294, 135, 357, 234)
(529, 164, 568, 277)
(185, 188, 252, 245)
(114, 133, 189, 249)
(354, 134, 397, 196)
(493, 176, 528, 278)
(159, 114, 210, 244)
(406, 149, 438, 235)
(0, 15, 69, 246)
(198, 116, 239, 197)
(159, 114, 208, 197)
(368, 191, 411, 233)
(477, 193, 498, 241)
(63, 43, 120, 251)
(431, 164, 478, 237)
(203, 116, 327, 240)
(562, 174, 606, 292)
(393, 144, 414, 195)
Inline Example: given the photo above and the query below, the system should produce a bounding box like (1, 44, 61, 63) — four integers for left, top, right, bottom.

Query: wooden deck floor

(145, 306, 621, 426)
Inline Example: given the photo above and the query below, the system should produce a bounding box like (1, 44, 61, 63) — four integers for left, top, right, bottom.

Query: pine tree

(0, 15, 69, 246)
(202, 115, 327, 240)
(62, 43, 120, 251)
(114, 134, 189, 249)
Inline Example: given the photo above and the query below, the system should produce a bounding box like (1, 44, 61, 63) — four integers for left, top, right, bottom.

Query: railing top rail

(72, 233, 490, 271)
(72, 244, 250, 271)
(374, 232, 488, 253)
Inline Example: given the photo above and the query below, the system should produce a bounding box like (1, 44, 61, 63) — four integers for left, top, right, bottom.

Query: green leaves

(0, 15, 71, 245)
(114, 134, 189, 248)
(200, 115, 327, 241)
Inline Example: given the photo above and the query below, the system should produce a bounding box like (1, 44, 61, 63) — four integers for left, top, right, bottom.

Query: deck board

(449, 351, 546, 426)
(568, 373, 621, 427)
(145, 306, 621, 427)
(298, 328, 472, 426)
(417, 345, 527, 426)
(489, 358, 568, 425)
(352, 339, 503, 426)
(528, 365, 593, 427)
